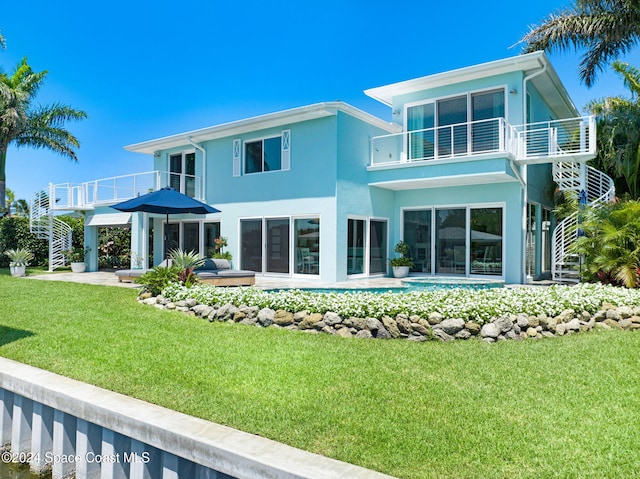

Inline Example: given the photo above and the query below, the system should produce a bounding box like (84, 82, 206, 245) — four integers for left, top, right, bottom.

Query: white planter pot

(392, 266, 410, 278)
(10, 265, 26, 277)
(70, 262, 86, 273)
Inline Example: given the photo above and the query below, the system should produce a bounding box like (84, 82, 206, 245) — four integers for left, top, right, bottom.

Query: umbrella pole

(164, 212, 169, 262)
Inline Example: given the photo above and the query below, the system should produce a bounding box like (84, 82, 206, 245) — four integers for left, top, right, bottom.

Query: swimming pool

(402, 276, 505, 290)
(268, 277, 504, 294)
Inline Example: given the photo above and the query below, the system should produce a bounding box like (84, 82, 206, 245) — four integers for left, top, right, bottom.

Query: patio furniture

(194, 259, 255, 286)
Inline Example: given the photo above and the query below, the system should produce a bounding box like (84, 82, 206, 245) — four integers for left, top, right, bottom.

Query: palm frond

(520, 0, 640, 87)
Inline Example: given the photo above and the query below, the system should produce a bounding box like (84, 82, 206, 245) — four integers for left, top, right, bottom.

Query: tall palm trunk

(0, 146, 7, 215)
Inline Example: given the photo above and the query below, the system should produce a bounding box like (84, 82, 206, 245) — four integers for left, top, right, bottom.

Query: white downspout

(520, 61, 547, 284)
(187, 137, 206, 203)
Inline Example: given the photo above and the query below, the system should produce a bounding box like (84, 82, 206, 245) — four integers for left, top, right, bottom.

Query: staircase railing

(551, 163, 615, 283)
(30, 185, 72, 271)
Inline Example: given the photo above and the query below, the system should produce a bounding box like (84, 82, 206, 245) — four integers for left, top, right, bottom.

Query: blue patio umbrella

(111, 187, 221, 259)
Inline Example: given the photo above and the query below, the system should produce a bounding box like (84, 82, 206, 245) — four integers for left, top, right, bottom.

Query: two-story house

(30, 51, 614, 284)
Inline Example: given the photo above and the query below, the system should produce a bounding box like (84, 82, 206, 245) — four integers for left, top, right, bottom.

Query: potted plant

(389, 241, 414, 278)
(4, 248, 34, 277)
(64, 246, 90, 273)
(211, 236, 232, 261)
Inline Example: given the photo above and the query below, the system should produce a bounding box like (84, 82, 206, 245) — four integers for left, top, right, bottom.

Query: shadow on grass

(0, 325, 34, 347)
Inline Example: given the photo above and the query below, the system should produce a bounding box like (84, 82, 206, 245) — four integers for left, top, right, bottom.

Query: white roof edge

(365, 51, 552, 105)
(125, 102, 398, 155)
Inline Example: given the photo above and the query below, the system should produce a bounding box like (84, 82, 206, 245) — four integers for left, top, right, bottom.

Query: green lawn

(1, 272, 639, 478)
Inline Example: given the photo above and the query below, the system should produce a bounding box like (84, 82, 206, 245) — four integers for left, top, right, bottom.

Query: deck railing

(511, 116, 596, 162)
(48, 171, 204, 210)
(370, 116, 595, 166)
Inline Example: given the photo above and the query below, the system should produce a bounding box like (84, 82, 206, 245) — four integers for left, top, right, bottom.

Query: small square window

(244, 136, 282, 174)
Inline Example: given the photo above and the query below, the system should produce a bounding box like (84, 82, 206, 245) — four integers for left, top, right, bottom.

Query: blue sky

(3, 0, 639, 202)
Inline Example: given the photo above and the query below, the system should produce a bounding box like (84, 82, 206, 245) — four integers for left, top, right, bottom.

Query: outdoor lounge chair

(194, 258, 255, 286)
(115, 258, 255, 287)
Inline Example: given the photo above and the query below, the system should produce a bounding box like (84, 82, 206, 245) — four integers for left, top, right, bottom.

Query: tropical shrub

(573, 200, 640, 287)
(136, 266, 181, 296)
(4, 247, 34, 266)
(169, 248, 205, 288)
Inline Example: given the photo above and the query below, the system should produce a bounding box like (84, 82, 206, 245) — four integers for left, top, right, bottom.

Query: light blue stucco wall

(391, 71, 526, 127)
(149, 115, 344, 279)
(334, 111, 395, 280)
(390, 181, 525, 283)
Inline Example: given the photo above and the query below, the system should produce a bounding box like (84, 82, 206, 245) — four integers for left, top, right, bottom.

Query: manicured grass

(1, 273, 639, 478)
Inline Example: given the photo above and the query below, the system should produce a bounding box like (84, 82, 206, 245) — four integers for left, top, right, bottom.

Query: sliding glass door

(404, 206, 503, 277)
(266, 219, 290, 274)
(240, 219, 263, 272)
(435, 208, 467, 275)
(241, 217, 320, 276)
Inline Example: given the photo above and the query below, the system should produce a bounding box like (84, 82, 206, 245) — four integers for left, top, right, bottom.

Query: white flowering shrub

(161, 283, 640, 324)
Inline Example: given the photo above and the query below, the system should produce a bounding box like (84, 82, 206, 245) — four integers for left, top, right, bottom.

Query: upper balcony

(45, 171, 205, 211)
(370, 115, 596, 168)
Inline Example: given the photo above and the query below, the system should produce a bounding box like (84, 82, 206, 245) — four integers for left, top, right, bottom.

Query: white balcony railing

(511, 116, 596, 162)
(370, 116, 596, 166)
(47, 171, 205, 210)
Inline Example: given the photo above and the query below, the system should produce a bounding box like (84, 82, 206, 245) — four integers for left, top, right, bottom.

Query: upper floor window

(233, 129, 290, 177)
(245, 136, 282, 174)
(405, 88, 505, 160)
(169, 152, 197, 197)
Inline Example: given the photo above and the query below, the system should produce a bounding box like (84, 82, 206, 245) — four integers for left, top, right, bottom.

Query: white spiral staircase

(30, 188, 72, 271)
(551, 161, 615, 283)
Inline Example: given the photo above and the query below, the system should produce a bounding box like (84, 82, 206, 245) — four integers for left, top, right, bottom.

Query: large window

(435, 208, 467, 275)
(347, 219, 365, 275)
(164, 221, 220, 257)
(403, 210, 432, 273)
(406, 88, 505, 161)
(245, 136, 282, 174)
(240, 220, 263, 272)
(470, 208, 503, 276)
(369, 220, 387, 274)
(240, 216, 319, 276)
(169, 152, 196, 197)
(347, 217, 388, 276)
(266, 219, 290, 274)
(295, 218, 319, 275)
(403, 206, 504, 277)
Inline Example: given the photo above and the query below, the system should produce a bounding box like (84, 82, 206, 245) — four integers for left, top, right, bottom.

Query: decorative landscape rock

(139, 293, 640, 343)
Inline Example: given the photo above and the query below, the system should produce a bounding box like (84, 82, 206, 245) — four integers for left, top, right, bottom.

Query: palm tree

(587, 61, 640, 198)
(3, 187, 29, 216)
(0, 57, 86, 211)
(574, 200, 640, 287)
(4, 186, 14, 213)
(520, 0, 640, 87)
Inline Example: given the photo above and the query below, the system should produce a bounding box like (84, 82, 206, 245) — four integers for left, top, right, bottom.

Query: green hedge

(0, 216, 48, 267)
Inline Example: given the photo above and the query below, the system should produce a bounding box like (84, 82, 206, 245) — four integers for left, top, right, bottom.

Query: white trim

(239, 215, 322, 278)
(86, 213, 131, 227)
(346, 215, 389, 278)
(243, 134, 285, 175)
(399, 202, 506, 280)
(125, 102, 398, 155)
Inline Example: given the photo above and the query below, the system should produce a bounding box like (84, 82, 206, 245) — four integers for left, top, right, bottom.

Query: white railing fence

(551, 164, 615, 283)
(370, 115, 596, 166)
(513, 116, 596, 162)
(371, 118, 508, 165)
(30, 186, 72, 271)
(49, 171, 204, 210)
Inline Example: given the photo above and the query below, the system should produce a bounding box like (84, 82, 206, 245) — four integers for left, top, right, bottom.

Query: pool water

(402, 277, 505, 290)
(271, 277, 504, 294)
